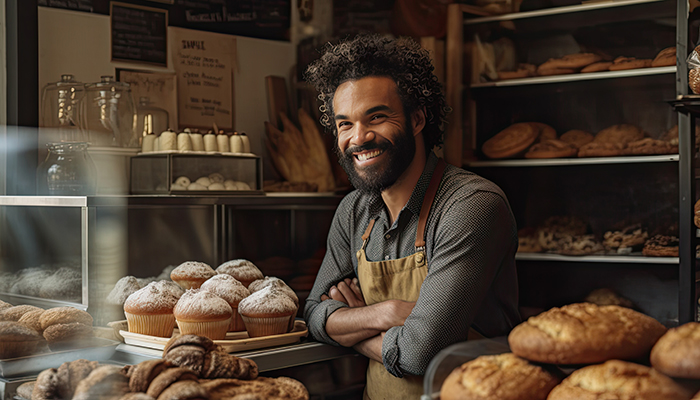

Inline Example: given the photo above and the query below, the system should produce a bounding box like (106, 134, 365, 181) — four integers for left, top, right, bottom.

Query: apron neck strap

(415, 158, 447, 249)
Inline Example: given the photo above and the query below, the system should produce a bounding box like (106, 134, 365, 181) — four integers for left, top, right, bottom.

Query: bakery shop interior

(4, 0, 700, 399)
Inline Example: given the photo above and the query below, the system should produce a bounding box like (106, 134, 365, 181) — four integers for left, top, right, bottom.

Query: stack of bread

(17, 334, 309, 399)
(482, 122, 678, 160)
(441, 302, 700, 400)
(123, 259, 299, 340)
(0, 301, 95, 358)
(497, 47, 675, 81)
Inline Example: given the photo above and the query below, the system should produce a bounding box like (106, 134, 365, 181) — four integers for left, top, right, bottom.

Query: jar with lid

(135, 96, 169, 141)
(82, 76, 137, 148)
(36, 142, 97, 196)
(40, 74, 87, 143)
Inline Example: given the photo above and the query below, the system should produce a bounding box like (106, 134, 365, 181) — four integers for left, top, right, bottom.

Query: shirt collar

(366, 152, 440, 221)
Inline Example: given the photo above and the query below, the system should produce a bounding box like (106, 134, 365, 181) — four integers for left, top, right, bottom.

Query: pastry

(690, 68, 700, 94)
(124, 280, 180, 338)
(201, 377, 309, 400)
(0, 321, 45, 358)
(508, 303, 667, 364)
(609, 56, 653, 71)
(32, 367, 61, 400)
(584, 288, 634, 308)
(40, 306, 93, 330)
(554, 234, 604, 256)
(603, 225, 648, 252)
(56, 359, 100, 400)
(43, 321, 94, 351)
(577, 141, 625, 157)
(163, 344, 208, 375)
(0, 305, 44, 321)
(71, 365, 130, 400)
(155, 380, 208, 400)
(163, 333, 217, 355)
(238, 286, 298, 337)
(0, 299, 12, 311)
(18, 309, 46, 333)
(497, 64, 536, 80)
(547, 360, 691, 400)
(107, 276, 142, 305)
(482, 123, 538, 159)
(517, 228, 542, 253)
(580, 61, 613, 73)
(559, 129, 594, 148)
(10, 269, 53, 297)
(174, 289, 233, 340)
(39, 267, 81, 301)
(146, 367, 198, 398)
(539, 53, 602, 69)
(201, 350, 259, 380)
(643, 234, 679, 257)
(651, 322, 700, 379)
(536, 216, 588, 251)
(652, 47, 676, 67)
(624, 138, 678, 155)
(248, 277, 299, 306)
(200, 274, 251, 332)
(594, 124, 645, 144)
(528, 122, 557, 142)
(525, 139, 576, 159)
(440, 353, 560, 400)
(16, 381, 34, 400)
(695, 199, 700, 229)
(171, 261, 217, 290)
(216, 259, 264, 288)
(536, 66, 576, 76)
(119, 394, 156, 400)
(129, 359, 173, 392)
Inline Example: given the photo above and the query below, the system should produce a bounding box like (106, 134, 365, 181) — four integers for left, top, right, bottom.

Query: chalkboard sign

(41, 0, 291, 42)
(38, 0, 94, 12)
(111, 2, 168, 66)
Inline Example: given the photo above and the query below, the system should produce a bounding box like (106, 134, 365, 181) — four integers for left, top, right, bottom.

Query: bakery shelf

(516, 253, 679, 264)
(465, 154, 678, 168)
(463, 0, 670, 25)
(470, 66, 676, 89)
(0, 293, 87, 311)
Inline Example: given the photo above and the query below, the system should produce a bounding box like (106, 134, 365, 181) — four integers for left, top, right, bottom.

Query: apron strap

(415, 158, 447, 249)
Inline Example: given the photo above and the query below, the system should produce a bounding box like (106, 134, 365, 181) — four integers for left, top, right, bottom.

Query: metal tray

(0, 337, 119, 378)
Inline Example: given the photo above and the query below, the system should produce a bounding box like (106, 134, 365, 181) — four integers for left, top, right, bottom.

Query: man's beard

(335, 124, 416, 193)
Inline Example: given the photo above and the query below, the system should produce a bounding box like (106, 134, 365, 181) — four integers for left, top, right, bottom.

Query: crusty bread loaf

(440, 353, 560, 400)
(40, 307, 92, 330)
(201, 377, 309, 400)
(651, 322, 700, 379)
(547, 360, 692, 400)
(508, 303, 666, 364)
(482, 123, 538, 159)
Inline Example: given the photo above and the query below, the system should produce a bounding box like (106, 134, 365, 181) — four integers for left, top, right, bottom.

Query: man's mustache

(344, 141, 389, 158)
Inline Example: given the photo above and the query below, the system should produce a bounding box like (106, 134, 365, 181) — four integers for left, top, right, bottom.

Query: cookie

(581, 61, 613, 73)
(528, 122, 557, 142)
(652, 47, 676, 67)
(559, 129, 594, 148)
(518, 228, 543, 253)
(539, 53, 602, 69)
(643, 234, 679, 257)
(578, 141, 625, 157)
(603, 226, 648, 252)
(482, 123, 538, 159)
(555, 234, 604, 256)
(498, 64, 536, 80)
(594, 124, 645, 144)
(536, 66, 576, 76)
(609, 56, 652, 71)
(623, 138, 678, 155)
(525, 139, 576, 159)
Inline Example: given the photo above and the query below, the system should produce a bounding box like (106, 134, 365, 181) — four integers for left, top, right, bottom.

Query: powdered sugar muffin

(215, 259, 263, 288)
(238, 286, 297, 337)
(248, 277, 299, 306)
(170, 261, 216, 290)
(107, 276, 141, 306)
(124, 281, 180, 337)
(173, 289, 232, 340)
(200, 275, 250, 332)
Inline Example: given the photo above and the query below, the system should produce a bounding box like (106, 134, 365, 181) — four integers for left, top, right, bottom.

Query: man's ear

(411, 107, 426, 136)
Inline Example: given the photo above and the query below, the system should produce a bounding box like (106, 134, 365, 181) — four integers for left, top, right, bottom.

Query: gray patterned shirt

(303, 153, 520, 377)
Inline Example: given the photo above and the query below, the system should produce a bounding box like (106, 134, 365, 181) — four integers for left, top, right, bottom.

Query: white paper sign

(170, 27, 236, 130)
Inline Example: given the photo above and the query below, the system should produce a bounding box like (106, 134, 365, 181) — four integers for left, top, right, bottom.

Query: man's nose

(349, 123, 376, 146)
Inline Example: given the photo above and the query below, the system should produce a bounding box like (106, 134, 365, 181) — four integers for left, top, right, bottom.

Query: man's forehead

(332, 77, 401, 114)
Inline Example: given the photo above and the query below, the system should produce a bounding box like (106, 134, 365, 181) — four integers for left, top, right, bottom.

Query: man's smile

(355, 149, 385, 162)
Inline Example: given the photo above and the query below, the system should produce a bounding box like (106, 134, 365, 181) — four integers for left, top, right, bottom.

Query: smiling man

(303, 34, 520, 400)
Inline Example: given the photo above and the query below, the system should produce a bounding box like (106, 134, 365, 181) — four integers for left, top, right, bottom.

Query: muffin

(0, 321, 45, 358)
(248, 276, 299, 331)
(215, 259, 263, 288)
(200, 274, 250, 332)
(156, 279, 186, 299)
(238, 286, 297, 337)
(170, 261, 217, 290)
(124, 281, 180, 337)
(173, 289, 232, 340)
(107, 276, 141, 306)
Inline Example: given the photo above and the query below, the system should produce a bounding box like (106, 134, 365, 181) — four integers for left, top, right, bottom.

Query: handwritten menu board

(170, 27, 235, 130)
(111, 2, 168, 66)
(41, 0, 290, 42)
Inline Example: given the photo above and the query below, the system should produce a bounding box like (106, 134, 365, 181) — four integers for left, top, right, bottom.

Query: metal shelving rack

(445, 0, 696, 324)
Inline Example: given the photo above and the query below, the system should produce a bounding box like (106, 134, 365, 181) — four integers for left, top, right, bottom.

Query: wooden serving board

(120, 320, 308, 353)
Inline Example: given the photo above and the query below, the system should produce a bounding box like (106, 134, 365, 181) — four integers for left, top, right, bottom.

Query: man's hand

(321, 277, 365, 307)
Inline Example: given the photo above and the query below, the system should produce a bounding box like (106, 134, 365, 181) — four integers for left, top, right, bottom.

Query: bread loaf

(651, 322, 700, 379)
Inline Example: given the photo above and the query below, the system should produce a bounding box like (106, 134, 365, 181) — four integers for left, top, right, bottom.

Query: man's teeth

(357, 150, 382, 161)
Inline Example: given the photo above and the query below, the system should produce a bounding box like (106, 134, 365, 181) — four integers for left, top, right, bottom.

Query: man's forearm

(325, 299, 415, 347)
(353, 333, 383, 363)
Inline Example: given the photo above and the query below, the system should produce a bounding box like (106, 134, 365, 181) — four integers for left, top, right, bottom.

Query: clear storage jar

(37, 142, 97, 195)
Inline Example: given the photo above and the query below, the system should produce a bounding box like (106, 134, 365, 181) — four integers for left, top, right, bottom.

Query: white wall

(38, 6, 296, 178)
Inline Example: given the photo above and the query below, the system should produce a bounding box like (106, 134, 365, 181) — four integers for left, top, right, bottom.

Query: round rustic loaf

(651, 322, 700, 379)
(508, 303, 666, 364)
(440, 352, 560, 400)
(547, 360, 691, 400)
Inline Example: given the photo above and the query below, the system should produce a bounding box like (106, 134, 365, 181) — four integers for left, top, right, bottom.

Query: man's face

(332, 77, 416, 193)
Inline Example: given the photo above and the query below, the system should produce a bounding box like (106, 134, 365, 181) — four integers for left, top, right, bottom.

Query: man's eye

(338, 121, 350, 128)
(371, 114, 387, 121)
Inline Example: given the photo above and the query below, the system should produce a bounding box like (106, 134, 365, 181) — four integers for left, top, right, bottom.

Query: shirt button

(385, 234, 391, 239)
(385, 255, 390, 260)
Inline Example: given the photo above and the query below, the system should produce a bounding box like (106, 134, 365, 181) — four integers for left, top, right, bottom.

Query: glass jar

(82, 76, 137, 148)
(40, 74, 87, 142)
(37, 142, 97, 196)
(135, 97, 169, 140)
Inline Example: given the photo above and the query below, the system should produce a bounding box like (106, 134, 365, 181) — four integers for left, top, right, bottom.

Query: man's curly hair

(304, 34, 449, 154)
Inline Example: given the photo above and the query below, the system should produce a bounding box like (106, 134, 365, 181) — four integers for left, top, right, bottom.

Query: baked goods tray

(120, 320, 308, 353)
(0, 337, 119, 378)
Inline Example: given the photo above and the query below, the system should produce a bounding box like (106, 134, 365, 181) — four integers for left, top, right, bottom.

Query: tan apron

(358, 159, 467, 400)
